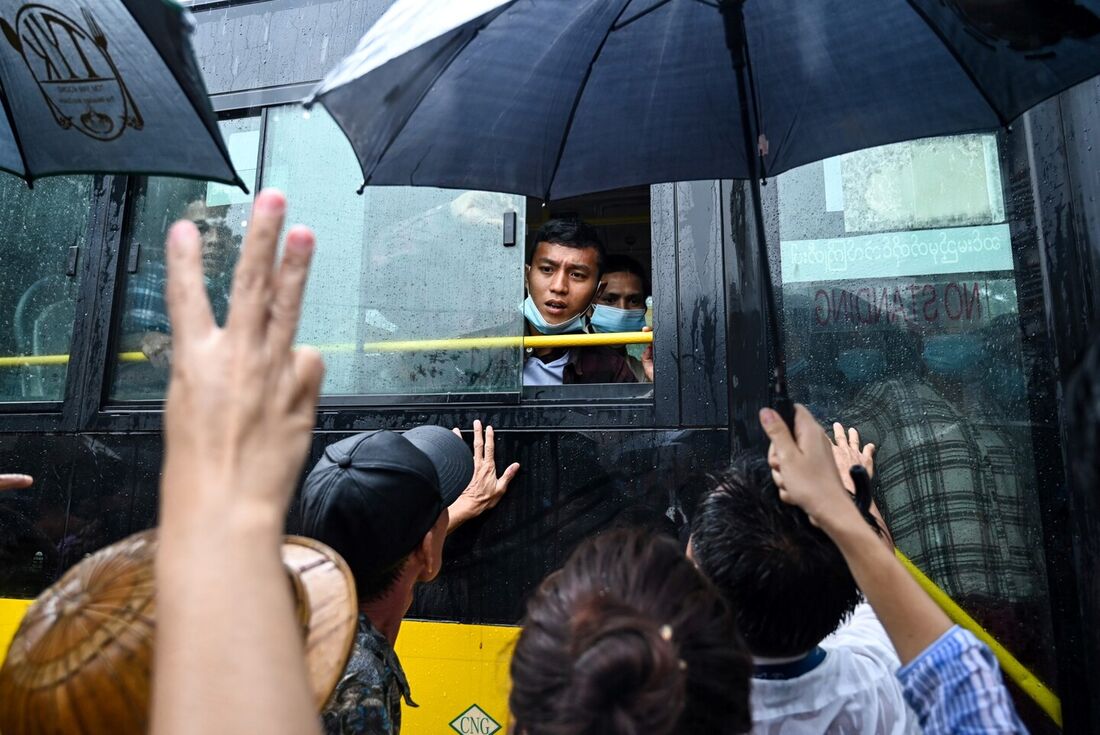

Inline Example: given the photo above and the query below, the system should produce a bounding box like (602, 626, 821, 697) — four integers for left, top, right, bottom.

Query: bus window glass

(777, 134, 1059, 699)
(0, 176, 92, 403)
(260, 105, 524, 397)
(110, 116, 259, 400)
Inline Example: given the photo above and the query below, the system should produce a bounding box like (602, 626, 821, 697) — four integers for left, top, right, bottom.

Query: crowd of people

(5, 190, 1045, 734)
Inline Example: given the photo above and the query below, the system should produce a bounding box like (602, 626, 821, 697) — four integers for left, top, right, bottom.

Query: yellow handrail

(896, 549, 1061, 726)
(0, 331, 655, 367)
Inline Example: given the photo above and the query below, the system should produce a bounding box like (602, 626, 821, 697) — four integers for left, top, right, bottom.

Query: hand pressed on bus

(154, 188, 323, 735)
(448, 419, 521, 532)
(0, 474, 32, 491)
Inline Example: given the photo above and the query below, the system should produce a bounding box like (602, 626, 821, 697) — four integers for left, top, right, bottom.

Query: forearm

(824, 518, 951, 664)
(154, 514, 320, 735)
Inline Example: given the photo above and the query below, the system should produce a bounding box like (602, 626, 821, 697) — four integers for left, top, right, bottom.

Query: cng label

(449, 704, 501, 735)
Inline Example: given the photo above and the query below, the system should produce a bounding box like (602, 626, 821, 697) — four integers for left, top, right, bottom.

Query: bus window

(522, 186, 653, 390)
(0, 176, 92, 403)
(260, 105, 526, 397)
(775, 134, 1059, 714)
(110, 115, 260, 401)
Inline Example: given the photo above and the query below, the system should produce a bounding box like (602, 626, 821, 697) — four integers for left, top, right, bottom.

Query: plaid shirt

(322, 614, 416, 735)
(898, 627, 1027, 734)
(844, 379, 1046, 602)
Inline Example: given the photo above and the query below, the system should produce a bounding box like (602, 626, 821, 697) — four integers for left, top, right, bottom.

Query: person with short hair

(300, 421, 518, 735)
(590, 253, 653, 382)
(509, 528, 753, 735)
(759, 403, 1027, 734)
(523, 219, 636, 385)
(690, 455, 920, 734)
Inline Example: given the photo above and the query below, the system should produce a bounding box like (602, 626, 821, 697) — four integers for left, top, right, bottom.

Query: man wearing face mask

(590, 254, 653, 382)
(522, 220, 637, 385)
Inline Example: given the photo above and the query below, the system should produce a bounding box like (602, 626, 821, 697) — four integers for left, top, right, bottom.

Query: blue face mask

(836, 348, 888, 384)
(922, 334, 985, 380)
(523, 295, 587, 335)
(590, 304, 647, 333)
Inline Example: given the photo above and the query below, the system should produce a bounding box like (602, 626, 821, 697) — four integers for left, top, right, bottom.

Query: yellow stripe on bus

(895, 549, 1062, 726)
(0, 548, 1062, 728)
(0, 597, 516, 732)
(0, 331, 655, 367)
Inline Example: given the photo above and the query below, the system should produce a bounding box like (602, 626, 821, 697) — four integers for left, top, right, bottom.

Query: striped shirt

(897, 626, 1027, 734)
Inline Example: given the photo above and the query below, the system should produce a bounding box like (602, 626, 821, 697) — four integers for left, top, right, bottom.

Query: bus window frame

(0, 173, 115, 426)
(0, 171, 737, 435)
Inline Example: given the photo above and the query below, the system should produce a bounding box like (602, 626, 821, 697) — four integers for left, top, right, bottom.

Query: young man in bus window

(590, 253, 653, 383)
(523, 219, 636, 385)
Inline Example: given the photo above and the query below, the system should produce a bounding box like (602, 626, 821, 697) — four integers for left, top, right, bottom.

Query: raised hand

(159, 189, 324, 533)
(448, 419, 521, 532)
(829, 422, 875, 494)
(154, 189, 323, 735)
(761, 404, 860, 532)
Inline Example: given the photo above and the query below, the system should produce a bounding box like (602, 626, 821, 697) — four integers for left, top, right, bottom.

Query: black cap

(299, 428, 473, 579)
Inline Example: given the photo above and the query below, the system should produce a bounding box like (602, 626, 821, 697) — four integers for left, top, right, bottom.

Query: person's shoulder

(823, 603, 900, 668)
(571, 345, 638, 382)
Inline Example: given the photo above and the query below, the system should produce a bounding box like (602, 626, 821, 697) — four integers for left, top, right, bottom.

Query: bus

(1, 1, 1099, 733)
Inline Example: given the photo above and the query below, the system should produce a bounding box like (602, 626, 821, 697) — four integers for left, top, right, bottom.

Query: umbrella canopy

(0, 0, 245, 188)
(307, 0, 1100, 416)
(307, 0, 1100, 199)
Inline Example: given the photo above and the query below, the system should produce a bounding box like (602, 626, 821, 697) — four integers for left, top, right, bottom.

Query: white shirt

(751, 603, 921, 735)
(522, 350, 571, 386)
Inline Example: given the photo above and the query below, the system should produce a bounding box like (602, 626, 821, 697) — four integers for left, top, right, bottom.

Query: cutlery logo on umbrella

(2, 3, 143, 141)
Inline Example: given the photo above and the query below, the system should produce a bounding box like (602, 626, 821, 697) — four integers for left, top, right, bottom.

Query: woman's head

(509, 529, 752, 735)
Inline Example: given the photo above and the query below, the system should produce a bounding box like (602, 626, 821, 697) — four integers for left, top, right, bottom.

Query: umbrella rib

(612, 0, 675, 31)
(543, 0, 636, 202)
(0, 81, 35, 186)
(902, 0, 1010, 128)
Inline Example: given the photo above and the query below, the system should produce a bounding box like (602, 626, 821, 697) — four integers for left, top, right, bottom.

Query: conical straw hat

(0, 530, 357, 735)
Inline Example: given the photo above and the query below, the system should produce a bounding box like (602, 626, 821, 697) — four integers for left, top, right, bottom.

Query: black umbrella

(306, 0, 1100, 422)
(0, 0, 245, 189)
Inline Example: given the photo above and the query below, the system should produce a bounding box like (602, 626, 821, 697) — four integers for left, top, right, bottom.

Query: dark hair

(356, 555, 408, 604)
(602, 254, 650, 297)
(690, 456, 861, 657)
(510, 529, 751, 735)
(528, 219, 607, 273)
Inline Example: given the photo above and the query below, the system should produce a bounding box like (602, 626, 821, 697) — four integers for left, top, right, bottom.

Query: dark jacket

(529, 345, 638, 385)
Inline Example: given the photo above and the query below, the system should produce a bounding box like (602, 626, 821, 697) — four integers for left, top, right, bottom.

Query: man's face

(596, 271, 646, 311)
(525, 241, 600, 324)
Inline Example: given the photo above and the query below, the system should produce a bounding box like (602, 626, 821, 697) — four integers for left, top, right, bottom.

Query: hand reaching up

(760, 404, 861, 532)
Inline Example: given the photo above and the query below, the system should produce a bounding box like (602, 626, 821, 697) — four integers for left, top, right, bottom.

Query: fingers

(759, 407, 796, 457)
(500, 462, 521, 488)
(832, 422, 845, 448)
(472, 419, 484, 462)
(863, 443, 876, 460)
(0, 474, 33, 491)
(792, 404, 821, 446)
(165, 221, 215, 348)
(227, 190, 287, 340)
(484, 424, 495, 462)
(848, 426, 860, 450)
(267, 226, 315, 357)
(290, 346, 325, 416)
